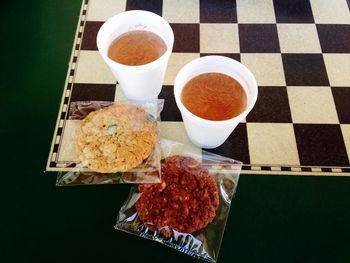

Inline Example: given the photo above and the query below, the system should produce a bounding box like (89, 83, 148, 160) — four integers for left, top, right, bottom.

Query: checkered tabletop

(47, 0, 350, 176)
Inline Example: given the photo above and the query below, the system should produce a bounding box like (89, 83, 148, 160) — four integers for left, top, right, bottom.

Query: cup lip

(174, 55, 258, 126)
(96, 10, 174, 71)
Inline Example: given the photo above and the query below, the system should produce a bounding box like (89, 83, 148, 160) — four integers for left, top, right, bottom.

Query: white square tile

(75, 51, 116, 84)
(236, 0, 276, 23)
(160, 121, 202, 157)
(240, 54, 286, 86)
(160, 121, 193, 146)
(162, 0, 199, 23)
(200, 24, 239, 53)
(271, 166, 282, 171)
(291, 167, 302, 172)
(114, 84, 127, 101)
(86, 0, 126, 21)
(341, 124, 350, 161)
(310, 0, 350, 24)
(247, 123, 300, 165)
(277, 24, 321, 53)
(323, 54, 350, 87)
(51, 152, 57, 161)
(58, 120, 80, 162)
(287, 87, 339, 124)
(164, 53, 200, 85)
(65, 89, 71, 97)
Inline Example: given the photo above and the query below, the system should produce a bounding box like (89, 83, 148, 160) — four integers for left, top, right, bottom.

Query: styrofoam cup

(97, 10, 174, 100)
(174, 56, 258, 149)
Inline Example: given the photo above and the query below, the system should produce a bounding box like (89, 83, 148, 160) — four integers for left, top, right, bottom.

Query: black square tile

(321, 167, 332, 173)
(246, 87, 292, 123)
(343, 168, 350, 173)
(70, 83, 116, 102)
(317, 25, 350, 53)
(200, 53, 240, 62)
(282, 54, 329, 86)
(126, 0, 162, 16)
(68, 101, 113, 120)
(239, 24, 280, 53)
(204, 123, 250, 164)
(281, 166, 292, 171)
(53, 144, 59, 152)
(332, 87, 350, 124)
(294, 124, 349, 166)
(170, 24, 199, 53)
(301, 167, 312, 172)
(81, 21, 103, 50)
(200, 0, 237, 23)
(273, 0, 314, 23)
(261, 166, 271, 171)
(242, 166, 251, 171)
(158, 86, 182, 121)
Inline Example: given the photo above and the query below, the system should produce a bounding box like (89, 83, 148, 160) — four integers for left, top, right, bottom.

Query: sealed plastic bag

(115, 139, 242, 262)
(56, 100, 164, 185)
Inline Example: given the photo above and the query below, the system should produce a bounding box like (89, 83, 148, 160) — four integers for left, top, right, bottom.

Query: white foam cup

(97, 10, 174, 100)
(174, 56, 258, 149)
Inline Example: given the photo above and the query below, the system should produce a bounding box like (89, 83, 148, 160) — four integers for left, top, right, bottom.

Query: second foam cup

(174, 56, 258, 149)
(97, 10, 174, 100)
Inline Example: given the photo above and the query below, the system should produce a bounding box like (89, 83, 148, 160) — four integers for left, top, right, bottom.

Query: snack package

(56, 100, 164, 185)
(115, 139, 242, 262)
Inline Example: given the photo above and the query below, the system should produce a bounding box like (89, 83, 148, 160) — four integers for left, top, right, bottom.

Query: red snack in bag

(136, 156, 219, 236)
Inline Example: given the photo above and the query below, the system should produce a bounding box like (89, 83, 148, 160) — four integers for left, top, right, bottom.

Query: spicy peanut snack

(136, 156, 219, 237)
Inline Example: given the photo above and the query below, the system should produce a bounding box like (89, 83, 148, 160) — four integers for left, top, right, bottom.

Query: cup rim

(96, 10, 174, 71)
(174, 55, 258, 126)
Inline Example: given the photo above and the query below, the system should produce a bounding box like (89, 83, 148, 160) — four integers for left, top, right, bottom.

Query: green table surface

(1, 1, 350, 262)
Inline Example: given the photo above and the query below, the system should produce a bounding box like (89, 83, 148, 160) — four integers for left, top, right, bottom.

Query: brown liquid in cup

(108, 30, 167, 66)
(181, 73, 247, 121)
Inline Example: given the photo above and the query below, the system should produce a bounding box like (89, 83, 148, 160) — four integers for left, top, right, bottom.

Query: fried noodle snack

(75, 104, 157, 173)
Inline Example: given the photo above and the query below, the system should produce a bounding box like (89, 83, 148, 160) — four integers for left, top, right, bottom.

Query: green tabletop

(1, 1, 350, 262)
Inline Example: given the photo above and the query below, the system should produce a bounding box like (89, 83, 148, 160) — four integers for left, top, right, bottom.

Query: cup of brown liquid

(174, 56, 258, 149)
(97, 10, 174, 100)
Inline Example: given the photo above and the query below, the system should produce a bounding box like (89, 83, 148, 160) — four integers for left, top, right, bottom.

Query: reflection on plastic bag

(56, 100, 164, 185)
(115, 139, 242, 262)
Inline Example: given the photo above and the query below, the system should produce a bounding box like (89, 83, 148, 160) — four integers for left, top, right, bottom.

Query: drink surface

(108, 30, 167, 66)
(181, 73, 247, 121)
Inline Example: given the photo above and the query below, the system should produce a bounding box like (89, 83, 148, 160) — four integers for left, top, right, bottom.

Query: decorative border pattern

(47, 0, 89, 170)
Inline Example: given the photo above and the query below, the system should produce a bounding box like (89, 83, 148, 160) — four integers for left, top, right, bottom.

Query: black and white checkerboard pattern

(47, 0, 350, 175)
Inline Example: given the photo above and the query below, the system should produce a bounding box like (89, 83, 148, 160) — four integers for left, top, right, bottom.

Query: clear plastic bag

(115, 139, 242, 262)
(56, 100, 164, 185)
